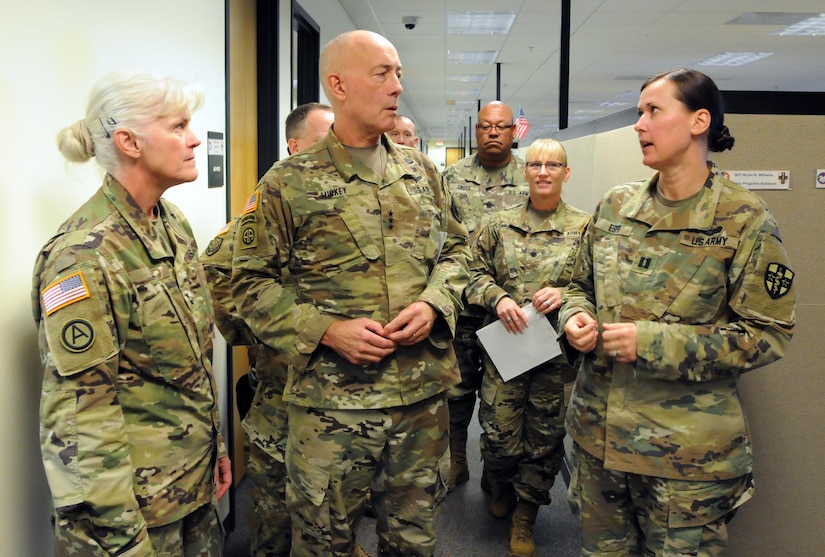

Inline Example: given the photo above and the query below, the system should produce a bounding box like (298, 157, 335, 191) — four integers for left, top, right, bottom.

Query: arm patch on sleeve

(42, 266, 118, 376)
(764, 263, 794, 299)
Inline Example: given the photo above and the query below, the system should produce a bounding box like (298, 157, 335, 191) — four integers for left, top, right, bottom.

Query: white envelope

(476, 302, 563, 382)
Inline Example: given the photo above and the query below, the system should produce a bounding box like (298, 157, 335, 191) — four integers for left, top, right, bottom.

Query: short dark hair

(284, 102, 332, 143)
(641, 68, 734, 152)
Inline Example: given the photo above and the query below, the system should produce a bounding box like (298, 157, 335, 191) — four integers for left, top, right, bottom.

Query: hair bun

(76, 120, 96, 157)
(711, 124, 735, 152)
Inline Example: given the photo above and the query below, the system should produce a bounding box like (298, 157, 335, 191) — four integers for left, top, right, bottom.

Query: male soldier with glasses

(442, 101, 529, 502)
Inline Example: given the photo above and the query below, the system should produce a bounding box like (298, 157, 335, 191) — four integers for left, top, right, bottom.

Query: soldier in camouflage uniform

(32, 71, 230, 556)
(201, 102, 333, 557)
(230, 30, 469, 557)
(466, 138, 590, 557)
(559, 69, 796, 556)
(442, 101, 530, 492)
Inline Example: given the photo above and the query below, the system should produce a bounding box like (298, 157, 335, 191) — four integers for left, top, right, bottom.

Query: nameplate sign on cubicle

(721, 170, 791, 190)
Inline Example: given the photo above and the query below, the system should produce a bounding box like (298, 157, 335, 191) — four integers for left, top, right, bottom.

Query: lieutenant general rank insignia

(765, 262, 794, 299)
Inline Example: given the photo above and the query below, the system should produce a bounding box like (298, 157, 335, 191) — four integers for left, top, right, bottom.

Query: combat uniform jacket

(558, 166, 796, 481)
(442, 153, 529, 240)
(466, 199, 590, 314)
(443, 154, 529, 321)
(202, 219, 289, 462)
(202, 219, 288, 387)
(202, 218, 257, 347)
(231, 131, 470, 410)
(32, 175, 226, 555)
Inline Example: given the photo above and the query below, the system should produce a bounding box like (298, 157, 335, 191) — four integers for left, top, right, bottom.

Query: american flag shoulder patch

(217, 220, 233, 235)
(42, 271, 91, 316)
(242, 192, 259, 215)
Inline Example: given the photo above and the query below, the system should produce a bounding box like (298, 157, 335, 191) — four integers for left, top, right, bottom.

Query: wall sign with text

(720, 170, 791, 190)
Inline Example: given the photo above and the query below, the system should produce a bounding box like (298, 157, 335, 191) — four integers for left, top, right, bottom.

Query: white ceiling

(337, 0, 825, 143)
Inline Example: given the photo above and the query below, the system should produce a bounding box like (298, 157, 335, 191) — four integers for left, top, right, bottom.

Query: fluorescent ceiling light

(727, 12, 819, 25)
(446, 89, 480, 97)
(773, 13, 825, 36)
(448, 74, 486, 84)
(698, 52, 773, 67)
(726, 11, 825, 36)
(448, 11, 515, 35)
(447, 50, 498, 64)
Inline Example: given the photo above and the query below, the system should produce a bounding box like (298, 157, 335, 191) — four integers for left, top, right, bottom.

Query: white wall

(1, 2, 226, 555)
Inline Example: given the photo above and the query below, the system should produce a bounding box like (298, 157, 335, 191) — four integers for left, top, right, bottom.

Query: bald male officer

(442, 101, 530, 495)
(231, 30, 469, 557)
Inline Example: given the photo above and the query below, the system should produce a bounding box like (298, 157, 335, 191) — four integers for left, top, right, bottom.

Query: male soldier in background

(201, 102, 333, 557)
(441, 101, 529, 495)
(389, 114, 419, 148)
(230, 30, 469, 556)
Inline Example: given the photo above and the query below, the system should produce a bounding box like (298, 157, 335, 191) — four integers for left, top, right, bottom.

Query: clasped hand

(321, 301, 436, 365)
(563, 312, 637, 363)
(495, 287, 562, 334)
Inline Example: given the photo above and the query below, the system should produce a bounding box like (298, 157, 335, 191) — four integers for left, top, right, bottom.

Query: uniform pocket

(663, 476, 753, 528)
(40, 389, 82, 508)
(434, 449, 450, 505)
(286, 448, 332, 508)
(132, 266, 197, 385)
(479, 370, 499, 405)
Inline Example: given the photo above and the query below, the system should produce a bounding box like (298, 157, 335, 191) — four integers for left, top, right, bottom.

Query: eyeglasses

(525, 161, 566, 171)
(476, 123, 513, 133)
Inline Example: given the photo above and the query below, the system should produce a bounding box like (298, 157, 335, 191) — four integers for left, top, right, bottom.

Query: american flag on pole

(42, 271, 90, 316)
(514, 106, 530, 141)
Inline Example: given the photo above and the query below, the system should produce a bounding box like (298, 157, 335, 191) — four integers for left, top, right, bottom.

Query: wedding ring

(544, 299, 551, 306)
(506, 317, 512, 322)
(612, 350, 619, 357)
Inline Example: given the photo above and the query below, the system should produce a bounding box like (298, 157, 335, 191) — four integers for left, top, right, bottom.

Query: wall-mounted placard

(720, 170, 790, 190)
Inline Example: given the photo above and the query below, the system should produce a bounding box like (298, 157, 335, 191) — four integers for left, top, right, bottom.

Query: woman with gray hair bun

(33, 71, 231, 556)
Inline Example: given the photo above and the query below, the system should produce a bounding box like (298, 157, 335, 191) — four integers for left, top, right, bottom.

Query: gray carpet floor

(224, 416, 582, 556)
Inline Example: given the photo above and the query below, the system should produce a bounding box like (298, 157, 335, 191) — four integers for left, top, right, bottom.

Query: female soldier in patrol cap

(32, 71, 231, 556)
(560, 68, 796, 556)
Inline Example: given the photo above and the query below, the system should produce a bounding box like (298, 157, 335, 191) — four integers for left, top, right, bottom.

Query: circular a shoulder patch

(60, 318, 95, 353)
(205, 236, 223, 257)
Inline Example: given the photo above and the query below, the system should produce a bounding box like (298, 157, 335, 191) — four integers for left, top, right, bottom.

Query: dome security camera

(403, 16, 419, 30)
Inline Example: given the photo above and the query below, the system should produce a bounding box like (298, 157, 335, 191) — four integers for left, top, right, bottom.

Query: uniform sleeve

(635, 210, 796, 382)
(558, 207, 599, 328)
(415, 176, 471, 340)
(230, 182, 336, 370)
(465, 219, 508, 314)
(33, 249, 154, 556)
(201, 221, 257, 346)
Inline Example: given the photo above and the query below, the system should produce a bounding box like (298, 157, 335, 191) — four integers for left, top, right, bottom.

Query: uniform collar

(101, 174, 176, 259)
(620, 164, 723, 231)
(325, 129, 418, 187)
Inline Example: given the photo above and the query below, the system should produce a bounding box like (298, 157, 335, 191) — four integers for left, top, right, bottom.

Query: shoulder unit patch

(764, 262, 794, 299)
